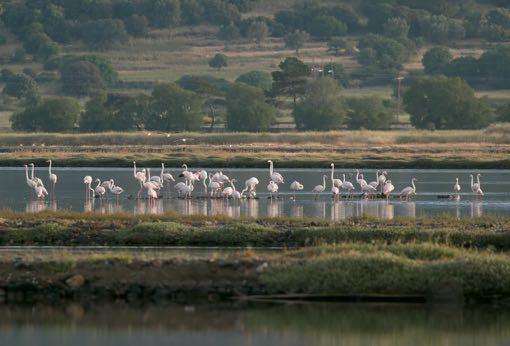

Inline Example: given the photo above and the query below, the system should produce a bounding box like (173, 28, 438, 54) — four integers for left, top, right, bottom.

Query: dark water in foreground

(4, 167, 510, 219)
(0, 303, 509, 346)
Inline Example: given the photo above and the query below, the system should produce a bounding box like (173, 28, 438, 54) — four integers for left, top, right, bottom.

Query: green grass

(261, 243, 510, 299)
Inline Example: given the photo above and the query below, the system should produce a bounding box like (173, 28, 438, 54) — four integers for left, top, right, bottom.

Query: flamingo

(355, 169, 367, 188)
(133, 161, 146, 198)
(147, 187, 158, 202)
(230, 179, 242, 200)
(368, 171, 379, 189)
(289, 180, 304, 199)
(46, 160, 58, 195)
(382, 180, 394, 200)
(330, 163, 343, 188)
(268, 160, 284, 184)
(267, 180, 279, 199)
(454, 177, 461, 194)
(360, 176, 378, 198)
(242, 177, 259, 198)
(399, 178, 417, 200)
(149, 163, 165, 185)
(175, 181, 194, 198)
(94, 179, 106, 199)
(208, 174, 222, 198)
(24, 164, 37, 192)
(331, 186, 340, 200)
(109, 183, 124, 201)
(379, 171, 388, 192)
(196, 170, 208, 194)
(342, 174, 355, 197)
(30, 163, 48, 196)
(83, 175, 93, 199)
(312, 175, 327, 200)
(470, 174, 484, 197)
(221, 179, 235, 198)
(161, 164, 175, 196)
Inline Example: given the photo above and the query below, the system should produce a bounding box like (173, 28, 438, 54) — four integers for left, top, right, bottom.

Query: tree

(226, 83, 276, 131)
(422, 47, 453, 74)
(294, 77, 346, 131)
(306, 15, 347, 38)
(327, 37, 353, 56)
(2, 73, 39, 100)
(423, 15, 465, 44)
(22, 32, 60, 61)
(148, 83, 203, 131)
(236, 70, 272, 91)
(478, 45, 510, 88)
(496, 103, 510, 122)
(208, 53, 228, 70)
(177, 75, 232, 96)
(346, 96, 392, 130)
(404, 76, 494, 129)
(383, 17, 410, 39)
(357, 34, 411, 69)
(80, 91, 114, 132)
(218, 23, 241, 42)
(271, 57, 310, 107)
(323, 63, 349, 87)
(284, 30, 309, 55)
(143, 0, 181, 28)
(11, 97, 80, 132)
(80, 19, 128, 49)
(60, 61, 105, 96)
(246, 21, 269, 47)
(124, 14, 149, 37)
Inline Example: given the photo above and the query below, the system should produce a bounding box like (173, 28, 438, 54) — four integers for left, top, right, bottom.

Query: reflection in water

(398, 201, 416, 218)
(1, 303, 510, 346)
(471, 200, 483, 218)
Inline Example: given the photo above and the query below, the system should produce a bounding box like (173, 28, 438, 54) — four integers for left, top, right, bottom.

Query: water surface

(5, 167, 510, 219)
(0, 303, 509, 346)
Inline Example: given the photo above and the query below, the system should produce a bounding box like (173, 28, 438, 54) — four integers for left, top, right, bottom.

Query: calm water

(5, 167, 510, 219)
(0, 303, 510, 345)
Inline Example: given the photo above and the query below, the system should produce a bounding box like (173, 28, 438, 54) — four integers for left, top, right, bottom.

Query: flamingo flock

(23, 160, 486, 203)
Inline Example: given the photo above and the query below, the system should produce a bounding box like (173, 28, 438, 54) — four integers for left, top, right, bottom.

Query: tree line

(7, 55, 507, 133)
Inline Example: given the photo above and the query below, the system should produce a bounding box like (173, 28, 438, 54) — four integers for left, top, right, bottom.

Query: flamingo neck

(470, 176, 474, 188)
(343, 174, 346, 183)
(48, 161, 52, 175)
(25, 166, 30, 181)
(269, 161, 273, 175)
(31, 165, 35, 179)
(231, 181, 236, 191)
(477, 175, 480, 186)
(330, 165, 334, 183)
(412, 180, 416, 191)
(323, 176, 326, 188)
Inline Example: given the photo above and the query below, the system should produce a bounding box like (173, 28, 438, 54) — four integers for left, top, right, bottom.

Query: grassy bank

(0, 242, 509, 304)
(0, 211, 509, 250)
(1, 126, 509, 168)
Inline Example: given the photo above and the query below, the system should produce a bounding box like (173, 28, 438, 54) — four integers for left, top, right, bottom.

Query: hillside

(1, 0, 510, 131)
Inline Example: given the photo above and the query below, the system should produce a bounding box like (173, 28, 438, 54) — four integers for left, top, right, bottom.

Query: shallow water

(5, 167, 510, 219)
(1, 302, 509, 346)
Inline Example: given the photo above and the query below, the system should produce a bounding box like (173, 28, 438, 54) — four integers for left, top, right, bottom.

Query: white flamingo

(24, 164, 37, 192)
(133, 161, 146, 198)
(196, 170, 208, 194)
(109, 182, 124, 201)
(94, 179, 106, 199)
(355, 169, 367, 188)
(342, 174, 355, 197)
(268, 160, 284, 184)
(83, 175, 93, 199)
(369, 170, 379, 189)
(312, 175, 327, 200)
(399, 178, 417, 200)
(267, 180, 279, 199)
(378, 171, 388, 192)
(230, 179, 242, 199)
(289, 180, 304, 199)
(242, 177, 259, 198)
(470, 174, 484, 197)
(454, 177, 461, 194)
(46, 160, 58, 195)
(222, 179, 236, 198)
(360, 175, 378, 198)
(330, 163, 343, 188)
(383, 180, 395, 200)
(30, 163, 48, 196)
(207, 173, 221, 198)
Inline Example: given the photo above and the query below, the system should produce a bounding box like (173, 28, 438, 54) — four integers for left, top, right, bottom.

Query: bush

(80, 19, 128, 49)
(327, 37, 354, 56)
(294, 77, 346, 131)
(2, 73, 39, 100)
(246, 21, 269, 46)
(217, 23, 241, 42)
(147, 83, 204, 131)
(383, 17, 410, 39)
(284, 30, 309, 54)
(404, 76, 494, 129)
(60, 61, 105, 96)
(496, 103, 510, 122)
(124, 14, 149, 37)
(11, 97, 80, 132)
(422, 46, 453, 74)
(357, 34, 411, 69)
(177, 75, 232, 96)
(235, 70, 272, 91)
(208, 53, 228, 70)
(346, 96, 392, 130)
(226, 83, 276, 131)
